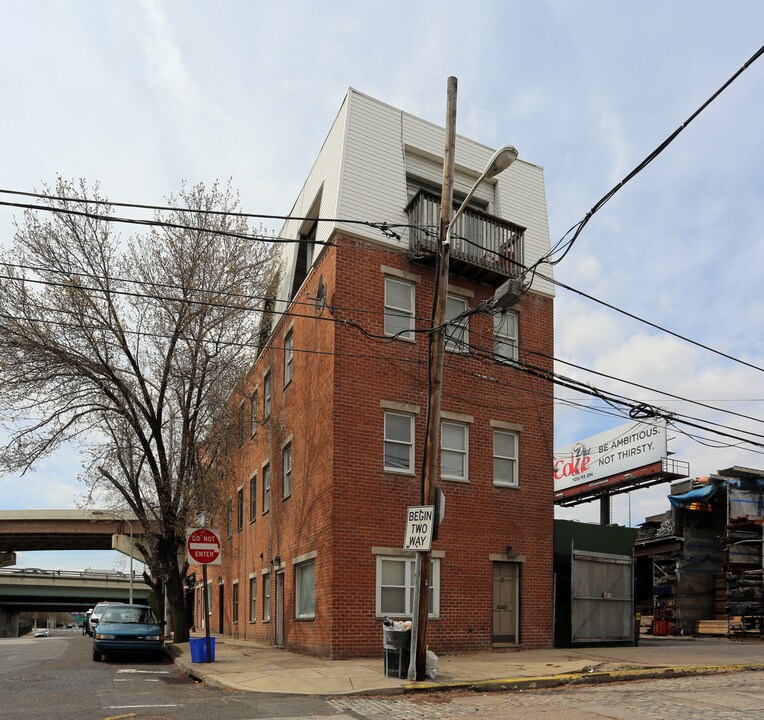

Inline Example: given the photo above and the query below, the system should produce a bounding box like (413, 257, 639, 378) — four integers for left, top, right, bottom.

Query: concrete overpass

(0, 509, 148, 636)
(0, 567, 152, 637)
(0, 509, 143, 557)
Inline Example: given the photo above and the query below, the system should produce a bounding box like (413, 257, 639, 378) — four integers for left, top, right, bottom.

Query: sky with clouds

(0, 1, 763, 569)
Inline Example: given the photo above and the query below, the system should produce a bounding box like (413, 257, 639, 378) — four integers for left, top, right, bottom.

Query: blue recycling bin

(189, 636, 215, 663)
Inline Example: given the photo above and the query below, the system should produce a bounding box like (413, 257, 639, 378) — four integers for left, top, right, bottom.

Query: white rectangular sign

(404, 505, 434, 551)
(554, 419, 667, 492)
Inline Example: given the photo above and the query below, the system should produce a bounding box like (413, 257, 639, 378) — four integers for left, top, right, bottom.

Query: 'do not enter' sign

(186, 527, 222, 565)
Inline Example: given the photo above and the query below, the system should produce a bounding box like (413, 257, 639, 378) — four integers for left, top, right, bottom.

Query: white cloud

(2, 0, 764, 549)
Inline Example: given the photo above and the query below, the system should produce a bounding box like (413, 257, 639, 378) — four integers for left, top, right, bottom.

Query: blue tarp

(668, 477, 764, 509)
(668, 484, 720, 508)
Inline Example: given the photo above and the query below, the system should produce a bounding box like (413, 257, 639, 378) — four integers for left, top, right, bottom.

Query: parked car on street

(87, 601, 123, 636)
(92, 604, 164, 662)
(33, 628, 50, 637)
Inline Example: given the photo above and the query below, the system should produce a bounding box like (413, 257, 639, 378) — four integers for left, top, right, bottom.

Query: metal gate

(571, 549, 633, 643)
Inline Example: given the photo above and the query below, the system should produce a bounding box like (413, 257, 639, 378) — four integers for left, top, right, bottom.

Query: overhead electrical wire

(6, 259, 764, 447)
(464, 319, 764, 428)
(0, 197, 335, 247)
(535, 42, 764, 268)
(453, 228, 764, 377)
(0, 259, 418, 322)
(1, 42, 763, 459)
(442, 330, 764, 448)
(7, 173, 761, 379)
(0, 186, 410, 233)
(0, 195, 411, 243)
(5, 284, 764, 454)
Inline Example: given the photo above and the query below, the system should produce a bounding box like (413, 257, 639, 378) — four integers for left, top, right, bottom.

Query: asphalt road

(2, 630, 763, 720)
(0, 630, 329, 720)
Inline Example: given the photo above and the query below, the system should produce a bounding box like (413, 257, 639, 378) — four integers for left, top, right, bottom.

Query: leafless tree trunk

(0, 178, 277, 643)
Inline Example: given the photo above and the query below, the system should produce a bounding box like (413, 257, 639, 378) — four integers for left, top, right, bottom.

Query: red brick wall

(207, 233, 554, 658)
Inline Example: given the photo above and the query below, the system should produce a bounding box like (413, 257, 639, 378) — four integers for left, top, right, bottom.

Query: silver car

(87, 601, 123, 636)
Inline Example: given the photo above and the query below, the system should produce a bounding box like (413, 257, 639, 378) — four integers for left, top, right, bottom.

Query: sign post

(404, 506, 434, 681)
(187, 527, 221, 663)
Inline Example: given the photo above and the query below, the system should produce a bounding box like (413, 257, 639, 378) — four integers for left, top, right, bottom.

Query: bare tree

(0, 178, 277, 642)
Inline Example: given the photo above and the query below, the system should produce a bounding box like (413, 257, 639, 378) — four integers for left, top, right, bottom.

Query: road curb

(402, 663, 764, 695)
(166, 642, 764, 697)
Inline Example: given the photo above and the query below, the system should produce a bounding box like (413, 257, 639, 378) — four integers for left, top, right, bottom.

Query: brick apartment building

(191, 89, 555, 658)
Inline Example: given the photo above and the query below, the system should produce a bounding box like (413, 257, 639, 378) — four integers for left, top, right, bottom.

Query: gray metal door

(275, 571, 284, 646)
(571, 549, 633, 643)
(492, 562, 519, 643)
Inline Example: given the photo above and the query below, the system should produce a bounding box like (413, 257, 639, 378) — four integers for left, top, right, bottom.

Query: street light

(445, 144, 518, 248)
(92, 510, 135, 604)
(411, 77, 519, 681)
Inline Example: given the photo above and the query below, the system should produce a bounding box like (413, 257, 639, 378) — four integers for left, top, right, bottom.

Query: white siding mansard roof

(274, 88, 554, 317)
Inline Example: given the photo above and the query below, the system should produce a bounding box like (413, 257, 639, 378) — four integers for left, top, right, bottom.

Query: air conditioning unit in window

(492, 277, 525, 309)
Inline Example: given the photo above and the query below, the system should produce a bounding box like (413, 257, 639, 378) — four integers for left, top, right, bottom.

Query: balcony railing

(405, 189, 525, 284)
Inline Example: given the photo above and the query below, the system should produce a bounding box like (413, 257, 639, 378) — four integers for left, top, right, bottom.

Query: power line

(445, 331, 764, 449)
(0, 259, 409, 322)
(8, 253, 764, 447)
(5, 207, 764, 452)
(455, 226, 764, 377)
(0, 198, 336, 247)
(459, 311, 764, 429)
(6, 285, 764, 455)
(0, 309, 424, 367)
(538, 42, 764, 268)
(0, 193, 413, 243)
(10, 173, 760, 382)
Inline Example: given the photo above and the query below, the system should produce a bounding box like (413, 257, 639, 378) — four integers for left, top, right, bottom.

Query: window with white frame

(376, 556, 439, 618)
(236, 487, 244, 532)
(250, 390, 258, 437)
(384, 411, 414, 473)
(263, 573, 271, 621)
(263, 371, 272, 419)
(441, 421, 468, 480)
(493, 310, 519, 362)
(384, 277, 415, 341)
(493, 429, 519, 486)
(295, 559, 315, 619)
(249, 474, 257, 522)
(232, 581, 239, 624)
(445, 294, 469, 352)
(249, 576, 257, 623)
(284, 330, 293, 386)
(263, 463, 271, 513)
(237, 400, 245, 446)
(282, 443, 292, 499)
(206, 582, 212, 617)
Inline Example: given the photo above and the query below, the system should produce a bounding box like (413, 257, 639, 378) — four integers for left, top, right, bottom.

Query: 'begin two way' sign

(403, 505, 434, 551)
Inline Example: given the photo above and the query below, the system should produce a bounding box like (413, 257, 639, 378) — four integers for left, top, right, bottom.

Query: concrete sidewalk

(167, 634, 764, 696)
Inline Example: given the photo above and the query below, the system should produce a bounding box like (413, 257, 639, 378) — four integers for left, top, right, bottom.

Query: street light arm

(445, 144, 518, 247)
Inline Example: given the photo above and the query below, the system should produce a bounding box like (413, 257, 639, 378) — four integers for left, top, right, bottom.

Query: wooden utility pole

(409, 76, 457, 682)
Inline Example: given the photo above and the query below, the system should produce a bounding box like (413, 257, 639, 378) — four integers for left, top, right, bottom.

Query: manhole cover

(6, 674, 57, 683)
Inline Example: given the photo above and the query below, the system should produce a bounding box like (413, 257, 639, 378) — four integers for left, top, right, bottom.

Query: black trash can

(383, 628, 411, 678)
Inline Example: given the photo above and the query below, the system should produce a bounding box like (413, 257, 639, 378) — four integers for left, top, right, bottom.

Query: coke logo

(554, 442, 591, 480)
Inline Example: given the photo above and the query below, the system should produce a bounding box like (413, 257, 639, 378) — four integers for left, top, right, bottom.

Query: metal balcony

(405, 189, 525, 285)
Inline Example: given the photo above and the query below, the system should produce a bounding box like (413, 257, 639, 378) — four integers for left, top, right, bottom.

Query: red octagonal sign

(187, 527, 222, 565)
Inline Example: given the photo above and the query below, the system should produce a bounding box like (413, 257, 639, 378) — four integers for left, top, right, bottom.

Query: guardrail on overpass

(0, 566, 149, 611)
